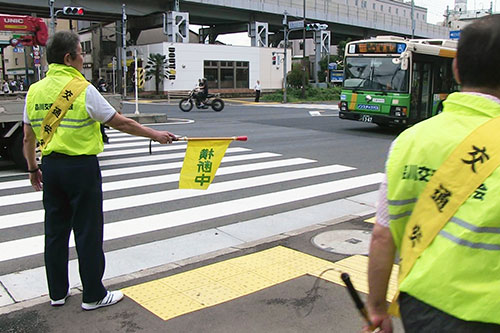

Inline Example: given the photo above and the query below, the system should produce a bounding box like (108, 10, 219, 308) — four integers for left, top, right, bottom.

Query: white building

(129, 42, 290, 92)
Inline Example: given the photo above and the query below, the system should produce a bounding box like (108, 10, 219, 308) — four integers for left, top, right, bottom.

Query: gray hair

(46, 31, 80, 65)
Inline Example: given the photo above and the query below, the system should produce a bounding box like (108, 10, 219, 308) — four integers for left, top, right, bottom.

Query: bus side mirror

(401, 57, 408, 71)
(400, 51, 410, 71)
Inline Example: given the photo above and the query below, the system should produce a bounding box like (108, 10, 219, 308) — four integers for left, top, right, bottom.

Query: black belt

(45, 152, 96, 159)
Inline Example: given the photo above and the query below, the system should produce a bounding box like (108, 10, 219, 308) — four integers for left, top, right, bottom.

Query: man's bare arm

(106, 113, 176, 144)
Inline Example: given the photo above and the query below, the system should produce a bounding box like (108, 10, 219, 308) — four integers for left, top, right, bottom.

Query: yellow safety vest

(26, 63, 103, 156)
(387, 92, 500, 324)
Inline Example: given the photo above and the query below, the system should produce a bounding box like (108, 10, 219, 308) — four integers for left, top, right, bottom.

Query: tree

(287, 63, 309, 89)
(145, 53, 168, 94)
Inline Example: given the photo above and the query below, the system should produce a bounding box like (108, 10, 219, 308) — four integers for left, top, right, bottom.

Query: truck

(0, 14, 48, 169)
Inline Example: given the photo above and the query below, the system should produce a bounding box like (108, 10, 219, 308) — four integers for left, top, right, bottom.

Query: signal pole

(301, 0, 306, 98)
(122, 4, 127, 98)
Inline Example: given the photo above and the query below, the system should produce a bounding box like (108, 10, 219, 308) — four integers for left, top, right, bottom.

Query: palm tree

(145, 53, 168, 95)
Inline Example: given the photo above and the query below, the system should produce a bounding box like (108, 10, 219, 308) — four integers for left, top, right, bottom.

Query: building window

(81, 40, 92, 54)
(380, 5, 383, 11)
(204, 60, 249, 89)
(355, 0, 358, 6)
(15, 58, 18, 66)
(373, 3, 375, 9)
(417, 13, 419, 19)
(404, 10, 406, 16)
(423, 15, 425, 21)
(388, 7, 391, 13)
(396, 8, 399, 14)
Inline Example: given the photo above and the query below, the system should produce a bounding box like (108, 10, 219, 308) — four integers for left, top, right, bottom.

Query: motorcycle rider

(195, 78, 208, 108)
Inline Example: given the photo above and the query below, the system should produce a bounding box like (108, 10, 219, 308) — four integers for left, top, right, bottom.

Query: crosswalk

(0, 129, 382, 306)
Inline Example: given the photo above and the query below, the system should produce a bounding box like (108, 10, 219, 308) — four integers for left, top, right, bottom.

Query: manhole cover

(311, 229, 372, 255)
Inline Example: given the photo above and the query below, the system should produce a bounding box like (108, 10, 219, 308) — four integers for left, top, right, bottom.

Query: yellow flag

(179, 140, 232, 189)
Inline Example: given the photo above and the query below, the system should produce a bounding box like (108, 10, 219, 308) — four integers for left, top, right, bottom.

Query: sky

(212, 0, 497, 45)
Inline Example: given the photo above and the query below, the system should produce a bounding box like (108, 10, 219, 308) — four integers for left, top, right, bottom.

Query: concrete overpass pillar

(163, 11, 190, 43)
(249, 22, 268, 47)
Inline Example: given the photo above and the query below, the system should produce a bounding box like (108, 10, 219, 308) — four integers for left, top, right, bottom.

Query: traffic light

(305, 23, 328, 31)
(272, 52, 277, 65)
(136, 68, 145, 88)
(62, 7, 84, 16)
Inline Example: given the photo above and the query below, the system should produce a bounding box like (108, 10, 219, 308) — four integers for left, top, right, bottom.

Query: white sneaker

(50, 290, 70, 306)
(81, 290, 124, 311)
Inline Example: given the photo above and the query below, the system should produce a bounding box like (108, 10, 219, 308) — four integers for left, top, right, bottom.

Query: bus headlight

(390, 106, 407, 117)
(339, 101, 348, 111)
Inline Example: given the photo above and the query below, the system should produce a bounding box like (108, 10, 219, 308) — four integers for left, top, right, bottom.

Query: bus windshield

(343, 57, 409, 93)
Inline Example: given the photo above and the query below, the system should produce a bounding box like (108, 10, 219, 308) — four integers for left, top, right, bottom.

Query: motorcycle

(179, 89, 224, 112)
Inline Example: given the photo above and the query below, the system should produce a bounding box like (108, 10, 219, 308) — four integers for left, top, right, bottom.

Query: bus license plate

(359, 115, 373, 123)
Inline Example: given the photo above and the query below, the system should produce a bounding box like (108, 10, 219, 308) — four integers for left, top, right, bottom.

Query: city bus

(338, 36, 459, 127)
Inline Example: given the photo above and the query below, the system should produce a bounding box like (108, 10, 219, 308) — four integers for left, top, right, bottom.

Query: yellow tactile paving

(122, 246, 400, 321)
(365, 217, 376, 224)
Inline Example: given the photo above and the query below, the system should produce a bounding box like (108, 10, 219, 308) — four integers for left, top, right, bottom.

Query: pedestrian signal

(62, 7, 84, 16)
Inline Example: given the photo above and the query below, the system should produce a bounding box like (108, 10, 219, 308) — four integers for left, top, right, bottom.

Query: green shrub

(261, 86, 341, 102)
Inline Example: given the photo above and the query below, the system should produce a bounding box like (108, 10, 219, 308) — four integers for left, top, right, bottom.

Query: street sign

(330, 70, 344, 83)
(449, 30, 461, 40)
(288, 20, 304, 30)
(328, 62, 337, 70)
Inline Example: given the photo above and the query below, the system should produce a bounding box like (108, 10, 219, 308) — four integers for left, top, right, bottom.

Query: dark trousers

(255, 90, 261, 102)
(400, 292, 500, 332)
(42, 154, 107, 303)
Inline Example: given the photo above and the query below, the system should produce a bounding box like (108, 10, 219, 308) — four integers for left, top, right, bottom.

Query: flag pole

(176, 136, 248, 141)
(149, 136, 247, 154)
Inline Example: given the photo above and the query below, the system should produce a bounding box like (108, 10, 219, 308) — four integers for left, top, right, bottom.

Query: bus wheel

(436, 101, 444, 114)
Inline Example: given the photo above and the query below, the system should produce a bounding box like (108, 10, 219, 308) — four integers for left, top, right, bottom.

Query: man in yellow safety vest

(23, 31, 176, 311)
(366, 15, 500, 332)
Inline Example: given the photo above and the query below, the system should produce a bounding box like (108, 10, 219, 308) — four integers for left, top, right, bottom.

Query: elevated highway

(0, 0, 449, 44)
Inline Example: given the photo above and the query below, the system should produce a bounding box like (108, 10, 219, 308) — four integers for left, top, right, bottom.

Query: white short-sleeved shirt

(23, 84, 116, 124)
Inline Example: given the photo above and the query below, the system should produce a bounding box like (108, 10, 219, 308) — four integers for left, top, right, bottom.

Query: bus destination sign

(349, 42, 406, 54)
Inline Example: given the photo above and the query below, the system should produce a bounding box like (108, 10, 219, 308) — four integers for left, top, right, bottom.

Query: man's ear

(63, 53, 72, 66)
(452, 58, 461, 84)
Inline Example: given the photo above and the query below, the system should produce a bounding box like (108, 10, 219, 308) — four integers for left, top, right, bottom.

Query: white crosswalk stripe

(0, 130, 380, 304)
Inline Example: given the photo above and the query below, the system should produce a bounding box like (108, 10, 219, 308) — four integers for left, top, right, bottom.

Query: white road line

(0, 158, 317, 224)
(0, 147, 253, 191)
(0, 172, 382, 262)
(250, 104, 339, 110)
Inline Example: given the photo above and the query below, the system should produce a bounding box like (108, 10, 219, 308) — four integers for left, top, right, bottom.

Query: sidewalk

(0, 215, 404, 333)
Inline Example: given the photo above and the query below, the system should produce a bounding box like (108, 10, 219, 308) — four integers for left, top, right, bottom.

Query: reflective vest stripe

(450, 217, 500, 233)
(388, 198, 417, 205)
(31, 117, 93, 123)
(389, 211, 412, 220)
(32, 120, 96, 129)
(439, 230, 500, 250)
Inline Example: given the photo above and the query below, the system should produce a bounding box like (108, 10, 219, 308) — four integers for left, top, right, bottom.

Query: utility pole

(301, 0, 306, 98)
(411, 0, 415, 38)
(283, 11, 288, 104)
(49, 0, 55, 35)
(122, 4, 127, 98)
